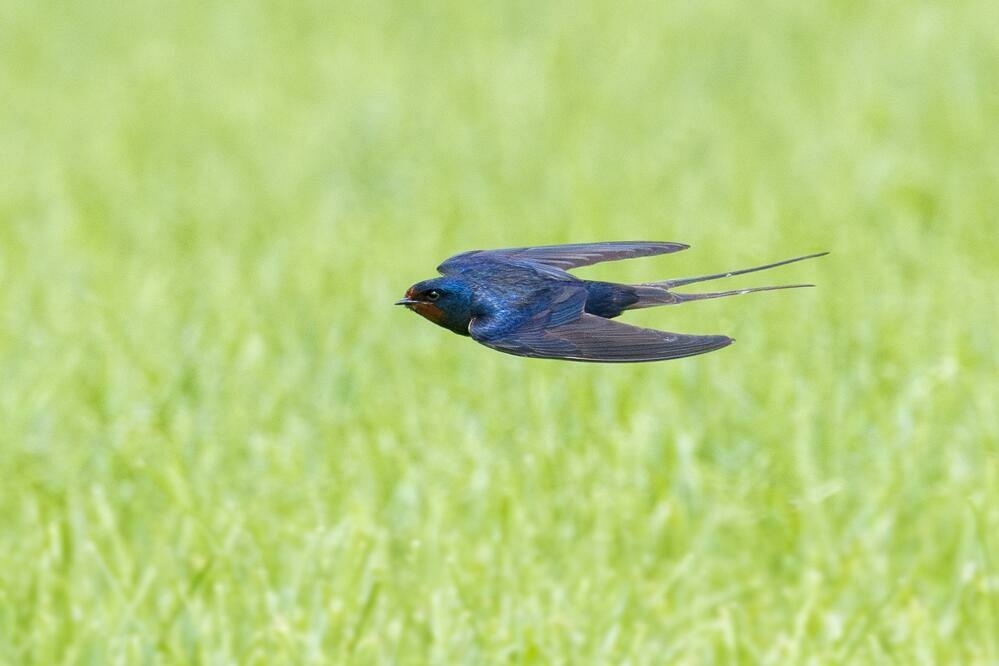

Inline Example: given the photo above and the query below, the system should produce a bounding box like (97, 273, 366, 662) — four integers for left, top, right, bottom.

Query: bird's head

(395, 278, 474, 335)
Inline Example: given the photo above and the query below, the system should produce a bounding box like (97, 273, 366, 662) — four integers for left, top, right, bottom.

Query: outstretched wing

(471, 308, 733, 363)
(439, 241, 689, 274)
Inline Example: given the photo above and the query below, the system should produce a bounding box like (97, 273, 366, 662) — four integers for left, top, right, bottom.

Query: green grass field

(2, 0, 998, 663)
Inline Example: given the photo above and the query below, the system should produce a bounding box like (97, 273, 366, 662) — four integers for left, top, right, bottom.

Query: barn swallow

(396, 241, 826, 363)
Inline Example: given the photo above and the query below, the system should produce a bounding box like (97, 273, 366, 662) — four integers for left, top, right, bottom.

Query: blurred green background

(2, 0, 997, 663)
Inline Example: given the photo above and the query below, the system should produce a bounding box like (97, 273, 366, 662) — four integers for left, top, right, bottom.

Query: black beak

(395, 298, 418, 306)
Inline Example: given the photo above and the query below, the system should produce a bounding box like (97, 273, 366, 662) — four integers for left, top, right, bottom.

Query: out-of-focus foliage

(1, 0, 997, 662)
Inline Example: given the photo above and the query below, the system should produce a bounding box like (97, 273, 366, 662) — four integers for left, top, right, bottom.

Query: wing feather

(472, 312, 732, 363)
(439, 241, 689, 274)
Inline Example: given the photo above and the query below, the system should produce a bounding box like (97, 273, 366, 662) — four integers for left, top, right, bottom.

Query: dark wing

(439, 241, 689, 274)
(471, 308, 733, 363)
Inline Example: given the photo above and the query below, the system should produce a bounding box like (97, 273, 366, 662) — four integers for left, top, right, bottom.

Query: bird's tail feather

(628, 251, 827, 309)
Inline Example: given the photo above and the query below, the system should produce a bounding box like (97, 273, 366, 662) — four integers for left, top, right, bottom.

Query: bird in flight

(396, 241, 826, 363)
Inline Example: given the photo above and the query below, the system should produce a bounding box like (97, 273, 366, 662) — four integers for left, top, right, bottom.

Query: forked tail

(629, 251, 828, 308)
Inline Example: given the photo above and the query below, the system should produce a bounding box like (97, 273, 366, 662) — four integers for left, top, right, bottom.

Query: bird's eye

(426, 290, 441, 301)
